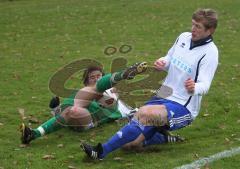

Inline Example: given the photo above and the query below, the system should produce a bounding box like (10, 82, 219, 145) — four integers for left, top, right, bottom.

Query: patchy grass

(0, 0, 240, 168)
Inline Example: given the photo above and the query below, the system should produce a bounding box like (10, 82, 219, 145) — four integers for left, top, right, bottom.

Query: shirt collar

(190, 35, 213, 50)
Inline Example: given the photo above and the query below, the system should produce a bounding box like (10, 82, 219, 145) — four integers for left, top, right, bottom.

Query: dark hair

(192, 8, 218, 29)
(82, 66, 104, 86)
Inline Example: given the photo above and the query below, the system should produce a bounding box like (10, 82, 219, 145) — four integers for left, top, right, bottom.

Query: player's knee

(61, 108, 90, 125)
(60, 107, 72, 122)
(134, 105, 168, 126)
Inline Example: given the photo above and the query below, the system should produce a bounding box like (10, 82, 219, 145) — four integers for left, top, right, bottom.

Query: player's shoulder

(203, 38, 218, 56)
(208, 41, 218, 52)
(178, 32, 192, 39)
(174, 32, 191, 44)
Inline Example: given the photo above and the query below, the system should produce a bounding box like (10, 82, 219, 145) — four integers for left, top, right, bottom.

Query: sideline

(174, 147, 240, 169)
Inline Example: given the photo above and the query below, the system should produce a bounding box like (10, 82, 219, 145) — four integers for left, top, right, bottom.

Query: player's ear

(208, 27, 215, 35)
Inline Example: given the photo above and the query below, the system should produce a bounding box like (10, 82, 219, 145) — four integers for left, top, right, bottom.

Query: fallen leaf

(194, 153, 199, 158)
(68, 166, 76, 169)
(203, 113, 210, 117)
(234, 138, 240, 141)
(218, 124, 226, 130)
(18, 108, 26, 120)
(225, 138, 230, 144)
(0, 123, 3, 126)
(42, 155, 55, 160)
(232, 64, 239, 68)
(57, 144, 64, 148)
(125, 163, 134, 166)
(113, 157, 123, 161)
(19, 144, 27, 148)
(13, 73, 21, 80)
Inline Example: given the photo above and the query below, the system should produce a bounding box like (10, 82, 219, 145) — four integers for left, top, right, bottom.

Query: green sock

(112, 71, 124, 81)
(33, 115, 65, 139)
(96, 73, 113, 92)
(96, 72, 124, 93)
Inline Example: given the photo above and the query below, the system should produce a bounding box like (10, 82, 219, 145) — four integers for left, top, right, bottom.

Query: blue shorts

(145, 97, 193, 131)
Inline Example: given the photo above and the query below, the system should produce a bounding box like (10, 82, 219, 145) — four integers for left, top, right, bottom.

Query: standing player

(81, 8, 219, 160)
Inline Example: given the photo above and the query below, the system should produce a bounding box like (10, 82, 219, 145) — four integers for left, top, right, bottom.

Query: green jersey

(61, 91, 122, 125)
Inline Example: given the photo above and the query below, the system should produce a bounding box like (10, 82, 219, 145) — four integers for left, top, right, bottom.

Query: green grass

(0, 0, 240, 168)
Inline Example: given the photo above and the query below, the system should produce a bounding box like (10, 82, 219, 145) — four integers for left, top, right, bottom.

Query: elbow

(194, 83, 210, 95)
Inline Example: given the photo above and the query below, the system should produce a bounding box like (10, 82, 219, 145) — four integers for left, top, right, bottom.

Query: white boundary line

(174, 147, 240, 169)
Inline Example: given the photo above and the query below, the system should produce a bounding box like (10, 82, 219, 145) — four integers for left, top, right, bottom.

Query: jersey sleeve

(193, 48, 218, 95)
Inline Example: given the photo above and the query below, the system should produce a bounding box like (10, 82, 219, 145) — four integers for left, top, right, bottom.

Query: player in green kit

(20, 62, 148, 144)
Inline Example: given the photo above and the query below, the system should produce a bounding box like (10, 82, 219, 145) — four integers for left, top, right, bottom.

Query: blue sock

(143, 132, 167, 146)
(100, 119, 157, 158)
(100, 120, 142, 158)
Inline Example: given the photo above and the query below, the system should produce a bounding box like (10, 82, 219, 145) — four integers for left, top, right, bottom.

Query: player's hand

(154, 58, 166, 71)
(184, 78, 195, 93)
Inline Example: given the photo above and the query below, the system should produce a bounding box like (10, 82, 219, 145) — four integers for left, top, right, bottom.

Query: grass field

(0, 0, 240, 168)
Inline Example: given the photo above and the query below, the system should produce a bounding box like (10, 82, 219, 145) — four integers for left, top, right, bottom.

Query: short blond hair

(192, 8, 218, 29)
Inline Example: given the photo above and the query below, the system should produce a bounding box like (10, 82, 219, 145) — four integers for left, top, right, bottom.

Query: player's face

(191, 19, 211, 42)
(87, 70, 102, 86)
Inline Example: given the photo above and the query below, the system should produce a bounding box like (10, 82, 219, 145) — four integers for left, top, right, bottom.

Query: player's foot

(166, 135, 185, 143)
(20, 123, 34, 144)
(49, 96, 60, 109)
(157, 127, 184, 143)
(49, 96, 61, 116)
(81, 142, 103, 160)
(122, 62, 148, 80)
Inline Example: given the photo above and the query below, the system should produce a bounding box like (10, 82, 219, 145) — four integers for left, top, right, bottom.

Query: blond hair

(192, 8, 218, 29)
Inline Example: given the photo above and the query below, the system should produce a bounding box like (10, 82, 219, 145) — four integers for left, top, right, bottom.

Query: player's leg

(142, 99, 192, 146)
(120, 105, 169, 150)
(81, 117, 157, 160)
(80, 105, 166, 159)
(20, 113, 66, 144)
(122, 133, 145, 150)
(143, 131, 184, 146)
(81, 120, 151, 159)
(73, 62, 148, 111)
(20, 105, 94, 144)
(96, 62, 147, 93)
(123, 129, 184, 150)
(81, 102, 189, 159)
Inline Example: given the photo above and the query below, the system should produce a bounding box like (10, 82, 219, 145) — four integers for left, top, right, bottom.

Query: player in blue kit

(81, 8, 219, 159)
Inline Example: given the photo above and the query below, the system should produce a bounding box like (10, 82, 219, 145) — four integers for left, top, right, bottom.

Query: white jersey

(160, 32, 218, 119)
